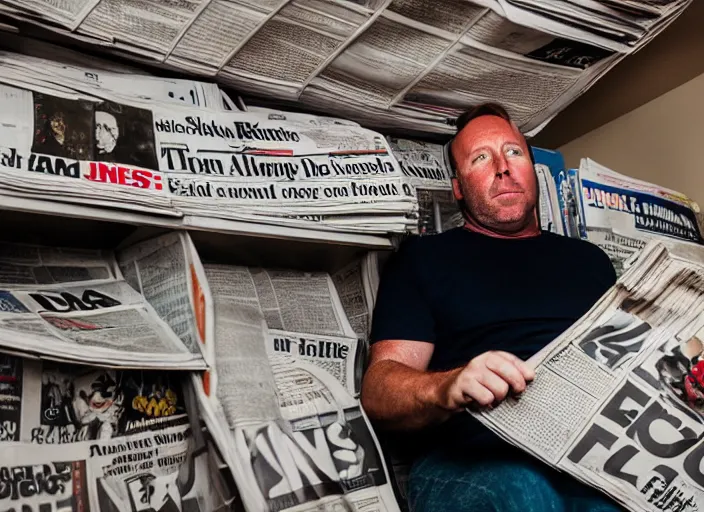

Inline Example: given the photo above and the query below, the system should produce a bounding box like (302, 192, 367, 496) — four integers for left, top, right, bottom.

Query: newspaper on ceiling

(178, 260, 402, 512)
(0, 353, 232, 512)
(470, 240, 704, 512)
(0, 241, 207, 369)
(575, 158, 702, 275)
(0, 66, 418, 235)
(0, 0, 693, 135)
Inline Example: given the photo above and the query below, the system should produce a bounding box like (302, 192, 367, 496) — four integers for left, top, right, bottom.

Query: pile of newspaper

(473, 239, 704, 511)
(0, 234, 236, 511)
(118, 231, 400, 511)
(541, 158, 703, 275)
(0, 0, 693, 136)
(0, 40, 418, 235)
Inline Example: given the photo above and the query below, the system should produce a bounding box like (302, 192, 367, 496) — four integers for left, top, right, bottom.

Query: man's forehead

(457, 115, 523, 146)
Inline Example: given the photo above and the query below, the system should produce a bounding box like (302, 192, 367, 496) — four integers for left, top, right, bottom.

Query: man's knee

(408, 453, 563, 512)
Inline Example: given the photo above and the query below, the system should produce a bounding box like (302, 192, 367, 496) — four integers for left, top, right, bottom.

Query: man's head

(448, 103, 539, 236)
(95, 111, 119, 155)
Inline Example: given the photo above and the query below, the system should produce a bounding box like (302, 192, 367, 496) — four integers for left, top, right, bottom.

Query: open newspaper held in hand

(0, 235, 208, 369)
(471, 240, 704, 512)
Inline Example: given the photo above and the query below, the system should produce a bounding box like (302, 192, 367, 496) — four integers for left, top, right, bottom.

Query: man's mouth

(493, 190, 523, 198)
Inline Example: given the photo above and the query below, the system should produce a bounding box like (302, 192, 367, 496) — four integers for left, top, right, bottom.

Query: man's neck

(463, 215, 541, 240)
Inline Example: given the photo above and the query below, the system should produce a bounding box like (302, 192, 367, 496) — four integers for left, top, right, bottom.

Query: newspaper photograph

(471, 241, 704, 512)
(0, 354, 191, 445)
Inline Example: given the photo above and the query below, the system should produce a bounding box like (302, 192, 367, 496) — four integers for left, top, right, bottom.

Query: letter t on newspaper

(470, 241, 704, 511)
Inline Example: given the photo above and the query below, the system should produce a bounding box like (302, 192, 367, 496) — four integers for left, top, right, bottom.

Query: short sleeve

(370, 238, 436, 344)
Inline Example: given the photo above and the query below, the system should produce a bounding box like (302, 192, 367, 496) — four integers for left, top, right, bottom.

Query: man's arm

(361, 339, 535, 431)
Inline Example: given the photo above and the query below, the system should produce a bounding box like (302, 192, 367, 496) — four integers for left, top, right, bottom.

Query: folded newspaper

(0, 0, 691, 135)
(472, 240, 704, 511)
(0, 353, 234, 511)
(0, 239, 207, 369)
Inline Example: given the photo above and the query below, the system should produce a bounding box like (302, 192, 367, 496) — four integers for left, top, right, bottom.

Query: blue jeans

(407, 447, 625, 512)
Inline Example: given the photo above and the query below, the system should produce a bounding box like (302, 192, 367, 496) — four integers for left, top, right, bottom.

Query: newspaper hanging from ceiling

(0, 0, 693, 135)
(470, 240, 704, 512)
(0, 52, 419, 235)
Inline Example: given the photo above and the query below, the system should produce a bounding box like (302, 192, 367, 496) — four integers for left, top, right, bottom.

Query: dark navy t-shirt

(369, 227, 617, 454)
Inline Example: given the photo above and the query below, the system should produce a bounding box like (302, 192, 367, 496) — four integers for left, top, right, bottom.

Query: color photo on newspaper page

(0, 355, 223, 512)
(0, 354, 190, 445)
(471, 241, 704, 512)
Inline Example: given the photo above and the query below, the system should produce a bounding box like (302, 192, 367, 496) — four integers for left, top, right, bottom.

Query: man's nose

(494, 153, 510, 178)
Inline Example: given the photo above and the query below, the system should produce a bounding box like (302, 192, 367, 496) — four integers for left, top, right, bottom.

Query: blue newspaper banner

(581, 179, 702, 243)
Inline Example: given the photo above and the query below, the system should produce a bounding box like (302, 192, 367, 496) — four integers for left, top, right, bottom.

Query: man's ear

(452, 178, 463, 201)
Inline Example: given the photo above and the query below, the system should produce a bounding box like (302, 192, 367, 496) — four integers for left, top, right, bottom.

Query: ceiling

(531, 0, 704, 150)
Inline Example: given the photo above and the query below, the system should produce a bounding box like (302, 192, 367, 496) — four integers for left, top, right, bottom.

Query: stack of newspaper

(0, 239, 207, 369)
(119, 231, 398, 511)
(472, 239, 704, 511)
(0, 0, 693, 135)
(0, 46, 419, 235)
(545, 158, 703, 275)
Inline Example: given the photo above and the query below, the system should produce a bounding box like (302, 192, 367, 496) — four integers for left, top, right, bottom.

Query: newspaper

(190, 262, 401, 511)
(576, 158, 702, 273)
(471, 240, 704, 511)
(332, 251, 382, 344)
(0, 354, 230, 511)
(0, 0, 693, 135)
(0, 241, 207, 369)
(117, 231, 211, 362)
(0, 63, 419, 235)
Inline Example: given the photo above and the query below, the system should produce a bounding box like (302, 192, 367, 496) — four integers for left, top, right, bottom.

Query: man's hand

(438, 351, 535, 411)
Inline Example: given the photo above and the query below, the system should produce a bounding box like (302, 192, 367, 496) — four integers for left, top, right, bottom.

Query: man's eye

(472, 154, 487, 164)
(507, 148, 523, 157)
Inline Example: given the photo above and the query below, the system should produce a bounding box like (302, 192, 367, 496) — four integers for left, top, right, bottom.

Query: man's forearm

(361, 359, 459, 431)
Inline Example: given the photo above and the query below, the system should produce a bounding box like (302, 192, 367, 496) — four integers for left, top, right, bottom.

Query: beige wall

(558, 71, 704, 207)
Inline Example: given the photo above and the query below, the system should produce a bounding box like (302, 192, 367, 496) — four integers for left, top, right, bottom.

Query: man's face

(451, 115, 537, 233)
(95, 111, 119, 154)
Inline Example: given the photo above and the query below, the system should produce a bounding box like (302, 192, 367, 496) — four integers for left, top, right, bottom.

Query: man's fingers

(494, 351, 536, 381)
(476, 369, 510, 402)
(485, 355, 527, 393)
(460, 378, 495, 407)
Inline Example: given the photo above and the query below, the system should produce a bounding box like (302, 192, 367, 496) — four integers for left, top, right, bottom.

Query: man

(361, 103, 621, 511)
